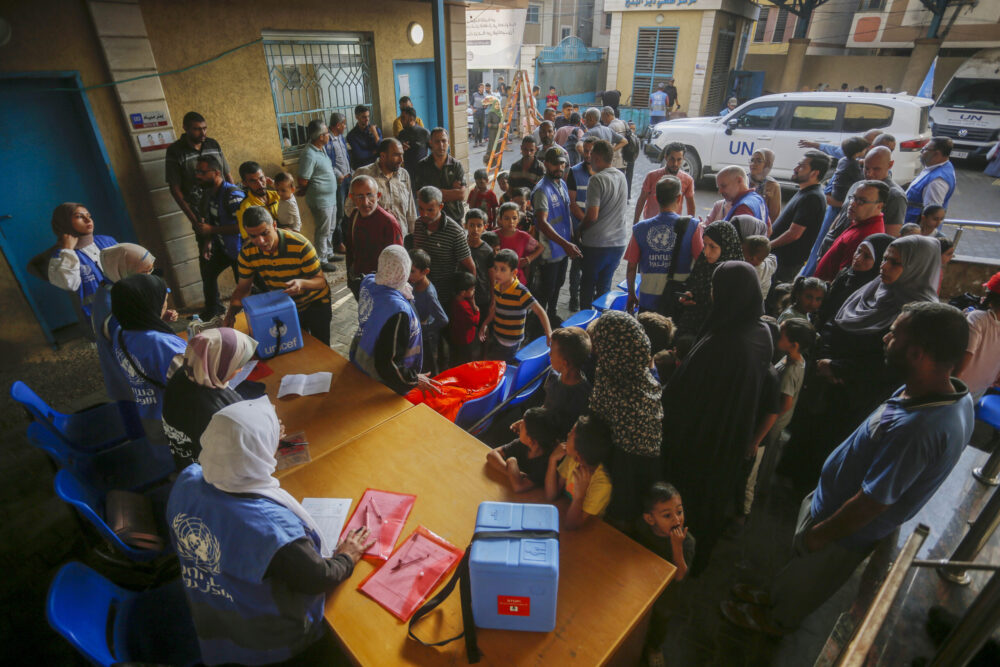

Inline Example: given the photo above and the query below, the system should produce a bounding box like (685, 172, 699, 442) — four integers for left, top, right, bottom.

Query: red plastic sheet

(405, 361, 506, 422)
(358, 526, 464, 621)
(340, 488, 416, 561)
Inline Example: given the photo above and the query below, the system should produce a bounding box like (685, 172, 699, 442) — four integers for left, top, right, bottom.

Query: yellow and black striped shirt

(493, 279, 535, 345)
(237, 230, 330, 309)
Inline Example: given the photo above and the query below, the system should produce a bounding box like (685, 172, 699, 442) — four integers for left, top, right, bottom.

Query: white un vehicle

(645, 92, 933, 187)
(929, 48, 1000, 160)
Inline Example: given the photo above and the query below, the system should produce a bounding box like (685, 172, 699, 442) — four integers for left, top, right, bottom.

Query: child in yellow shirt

(545, 414, 612, 529)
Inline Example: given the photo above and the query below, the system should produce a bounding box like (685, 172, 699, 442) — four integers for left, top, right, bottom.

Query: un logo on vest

(358, 289, 374, 325)
(647, 226, 675, 253)
(269, 322, 288, 339)
(172, 513, 221, 574)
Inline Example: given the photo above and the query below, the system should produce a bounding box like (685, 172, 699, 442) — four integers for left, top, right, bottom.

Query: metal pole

(952, 226, 963, 251)
(939, 484, 1000, 585)
(913, 559, 1000, 572)
(928, 569, 1000, 667)
(974, 444, 1000, 486)
(836, 524, 929, 667)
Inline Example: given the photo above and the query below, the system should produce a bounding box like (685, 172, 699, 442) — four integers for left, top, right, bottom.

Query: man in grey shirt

(581, 107, 626, 156)
(816, 146, 905, 260)
(579, 140, 629, 308)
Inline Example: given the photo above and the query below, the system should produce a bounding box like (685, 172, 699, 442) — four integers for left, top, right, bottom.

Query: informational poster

(129, 109, 168, 129)
(397, 74, 411, 97)
(466, 9, 526, 70)
(136, 129, 174, 152)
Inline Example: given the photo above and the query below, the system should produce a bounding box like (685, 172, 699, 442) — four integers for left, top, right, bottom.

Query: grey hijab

(730, 214, 767, 242)
(834, 235, 940, 335)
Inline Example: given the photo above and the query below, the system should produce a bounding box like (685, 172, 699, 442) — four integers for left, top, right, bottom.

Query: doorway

(0, 73, 135, 345)
(392, 59, 438, 128)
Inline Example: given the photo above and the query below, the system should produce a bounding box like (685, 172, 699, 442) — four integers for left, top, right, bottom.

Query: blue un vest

(91, 286, 134, 403)
(649, 90, 668, 116)
(52, 234, 116, 317)
(167, 465, 326, 665)
(725, 190, 768, 225)
(109, 319, 187, 420)
(569, 163, 592, 233)
(533, 176, 573, 261)
(633, 212, 696, 311)
(351, 275, 422, 383)
(905, 161, 956, 223)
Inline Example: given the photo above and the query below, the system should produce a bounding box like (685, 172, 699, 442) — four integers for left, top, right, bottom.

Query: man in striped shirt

(223, 207, 332, 346)
(478, 249, 552, 362)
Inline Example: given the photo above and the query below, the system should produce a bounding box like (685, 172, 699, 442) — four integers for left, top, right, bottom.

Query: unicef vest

(351, 275, 422, 383)
(110, 321, 187, 421)
(167, 465, 326, 666)
(725, 190, 768, 225)
(650, 90, 668, 116)
(52, 235, 116, 317)
(532, 176, 573, 261)
(905, 161, 956, 223)
(633, 213, 695, 311)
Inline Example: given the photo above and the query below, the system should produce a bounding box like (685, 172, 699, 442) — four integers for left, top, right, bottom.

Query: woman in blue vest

(167, 399, 372, 666)
(46, 202, 118, 320)
(350, 245, 440, 396)
(91, 244, 157, 404)
(108, 274, 186, 440)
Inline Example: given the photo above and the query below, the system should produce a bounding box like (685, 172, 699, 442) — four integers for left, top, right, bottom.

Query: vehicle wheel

(683, 148, 702, 181)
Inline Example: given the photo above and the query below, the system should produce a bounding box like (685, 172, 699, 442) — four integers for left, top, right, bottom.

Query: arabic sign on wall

(466, 9, 526, 70)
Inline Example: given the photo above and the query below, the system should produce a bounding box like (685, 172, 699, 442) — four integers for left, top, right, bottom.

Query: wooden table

(280, 404, 675, 665)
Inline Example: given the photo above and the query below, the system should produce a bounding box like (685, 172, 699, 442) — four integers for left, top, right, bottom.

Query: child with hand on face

(487, 407, 559, 492)
(408, 249, 448, 375)
(273, 172, 302, 232)
(497, 202, 542, 286)
(545, 414, 613, 530)
(449, 271, 481, 366)
(467, 168, 499, 229)
(636, 482, 695, 666)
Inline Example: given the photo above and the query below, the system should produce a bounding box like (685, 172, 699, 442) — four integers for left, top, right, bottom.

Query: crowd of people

(39, 88, 1000, 666)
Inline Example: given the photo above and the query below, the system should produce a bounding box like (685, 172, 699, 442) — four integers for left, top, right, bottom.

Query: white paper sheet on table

(228, 360, 258, 388)
(277, 372, 332, 398)
(301, 497, 352, 557)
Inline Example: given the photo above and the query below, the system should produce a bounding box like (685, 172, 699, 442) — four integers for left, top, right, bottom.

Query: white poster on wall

(466, 9, 527, 70)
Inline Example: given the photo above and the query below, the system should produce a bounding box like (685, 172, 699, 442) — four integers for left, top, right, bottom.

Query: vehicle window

(788, 104, 838, 131)
(734, 104, 780, 130)
(937, 78, 1000, 111)
(843, 103, 893, 133)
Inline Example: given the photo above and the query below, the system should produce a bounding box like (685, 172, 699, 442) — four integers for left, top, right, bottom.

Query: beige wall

(745, 53, 967, 95)
(0, 0, 159, 356)
(614, 10, 705, 108)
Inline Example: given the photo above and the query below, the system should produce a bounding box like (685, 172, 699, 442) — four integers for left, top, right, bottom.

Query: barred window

(262, 32, 375, 157)
(631, 27, 678, 108)
(753, 8, 769, 42)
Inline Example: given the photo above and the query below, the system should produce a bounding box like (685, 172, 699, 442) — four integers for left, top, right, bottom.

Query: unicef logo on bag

(647, 227, 675, 253)
(358, 289, 374, 325)
(269, 321, 288, 339)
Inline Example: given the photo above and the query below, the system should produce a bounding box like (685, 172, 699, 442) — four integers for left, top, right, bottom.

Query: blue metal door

(0, 74, 135, 344)
(393, 60, 437, 129)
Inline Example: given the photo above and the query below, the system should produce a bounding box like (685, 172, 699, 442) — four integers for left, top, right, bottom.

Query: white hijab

(375, 244, 414, 300)
(199, 399, 327, 554)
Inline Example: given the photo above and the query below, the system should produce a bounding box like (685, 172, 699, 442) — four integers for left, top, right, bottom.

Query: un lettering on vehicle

(729, 140, 754, 156)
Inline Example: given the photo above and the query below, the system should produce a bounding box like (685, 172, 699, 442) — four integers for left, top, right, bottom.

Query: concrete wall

(613, 10, 705, 109)
(0, 0, 159, 357)
(745, 53, 967, 95)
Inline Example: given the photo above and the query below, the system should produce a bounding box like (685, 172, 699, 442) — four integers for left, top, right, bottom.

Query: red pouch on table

(358, 526, 464, 621)
(247, 361, 274, 381)
(340, 488, 416, 561)
(405, 361, 506, 422)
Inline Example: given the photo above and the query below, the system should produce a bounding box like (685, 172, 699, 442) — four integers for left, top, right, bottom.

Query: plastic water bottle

(187, 314, 202, 339)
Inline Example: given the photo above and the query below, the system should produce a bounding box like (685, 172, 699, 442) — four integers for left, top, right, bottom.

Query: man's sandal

(720, 600, 785, 637)
(730, 582, 772, 606)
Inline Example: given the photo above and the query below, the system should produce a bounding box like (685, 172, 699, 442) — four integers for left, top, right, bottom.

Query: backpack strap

(407, 529, 559, 663)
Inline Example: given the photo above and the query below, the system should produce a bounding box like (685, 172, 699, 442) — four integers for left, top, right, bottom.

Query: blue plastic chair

(562, 309, 600, 330)
(505, 336, 552, 409)
(11, 381, 143, 452)
(617, 275, 641, 292)
(592, 290, 627, 312)
(47, 561, 200, 666)
(54, 468, 171, 562)
(976, 393, 1000, 429)
(456, 374, 510, 435)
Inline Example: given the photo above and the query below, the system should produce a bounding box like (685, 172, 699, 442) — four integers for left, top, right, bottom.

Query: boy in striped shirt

(479, 249, 552, 362)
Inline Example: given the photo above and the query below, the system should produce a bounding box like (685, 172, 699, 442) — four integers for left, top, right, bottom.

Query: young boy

(467, 169, 499, 228)
(465, 210, 495, 316)
(408, 249, 449, 375)
(637, 311, 675, 357)
(449, 271, 480, 366)
(497, 170, 510, 195)
(745, 318, 813, 513)
(636, 482, 695, 665)
(542, 327, 593, 438)
(487, 407, 559, 492)
(545, 414, 612, 529)
(478, 249, 552, 363)
(546, 86, 559, 112)
(957, 271, 1000, 399)
(743, 235, 776, 298)
(273, 172, 302, 232)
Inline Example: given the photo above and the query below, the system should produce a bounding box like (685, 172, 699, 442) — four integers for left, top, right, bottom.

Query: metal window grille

(263, 36, 375, 157)
(753, 7, 769, 42)
(704, 31, 736, 115)
(631, 27, 678, 108)
(772, 7, 790, 42)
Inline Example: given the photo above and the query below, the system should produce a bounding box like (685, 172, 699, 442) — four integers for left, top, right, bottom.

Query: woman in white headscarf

(166, 398, 372, 666)
(349, 245, 440, 395)
(783, 235, 942, 491)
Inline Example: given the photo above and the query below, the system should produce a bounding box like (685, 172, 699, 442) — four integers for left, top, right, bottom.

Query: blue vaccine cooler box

(469, 502, 559, 632)
(242, 291, 303, 358)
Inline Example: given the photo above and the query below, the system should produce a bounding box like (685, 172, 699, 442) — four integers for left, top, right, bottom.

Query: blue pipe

(431, 0, 449, 130)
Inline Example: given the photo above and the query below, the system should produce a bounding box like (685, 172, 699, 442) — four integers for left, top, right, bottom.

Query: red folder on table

(340, 488, 416, 561)
(358, 526, 464, 621)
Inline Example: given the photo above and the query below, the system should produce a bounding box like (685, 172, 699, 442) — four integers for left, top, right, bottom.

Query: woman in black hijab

(814, 233, 893, 330)
(661, 261, 773, 574)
